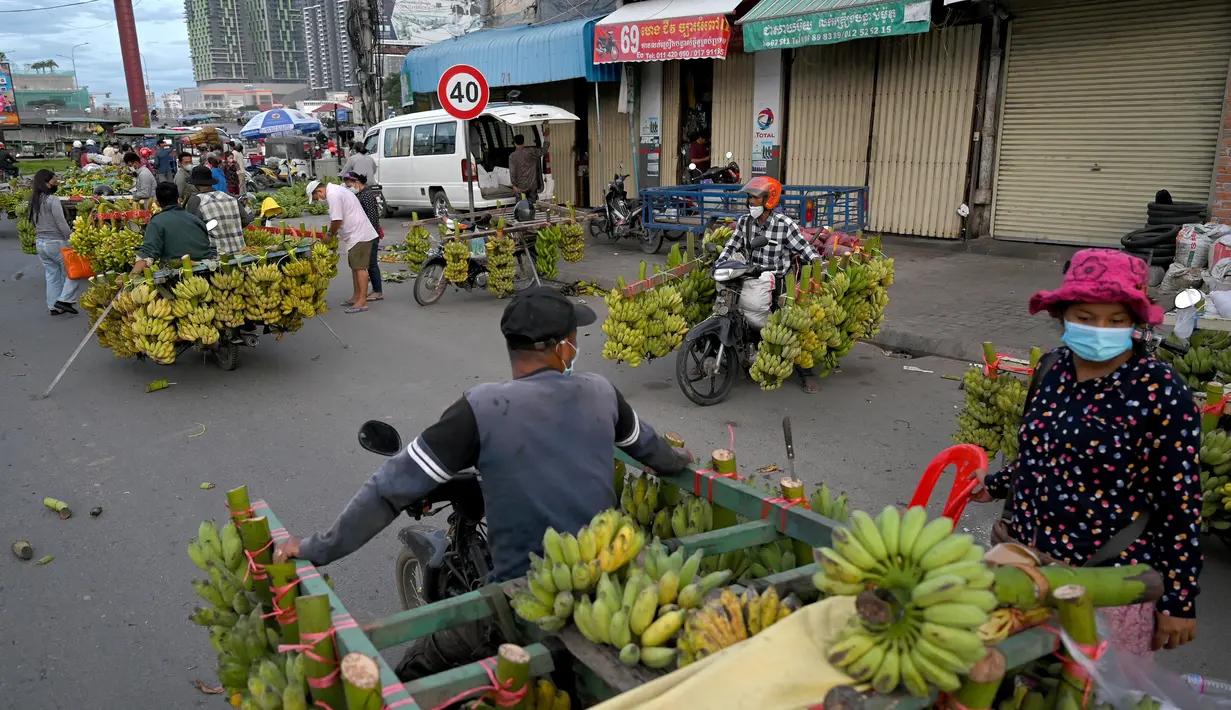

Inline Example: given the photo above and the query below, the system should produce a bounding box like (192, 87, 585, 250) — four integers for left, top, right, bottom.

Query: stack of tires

(1121, 200, 1210, 285)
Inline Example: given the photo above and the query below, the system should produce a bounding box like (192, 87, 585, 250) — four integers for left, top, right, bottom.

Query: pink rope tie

(243, 538, 275, 582)
(761, 496, 807, 532)
(428, 658, 528, 710)
(278, 627, 340, 689)
(1039, 626, 1109, 706)
(224, 500, 256, 520)
(693, 468, 741, 500)
(262, 578, 300, 626)
(383, 682, 415, 709)
(271, 525, 291, 543)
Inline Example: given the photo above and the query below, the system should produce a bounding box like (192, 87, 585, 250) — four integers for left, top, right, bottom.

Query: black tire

(676, 334, 738, 406)
(1147, 214, 1201, 227)
(214, 339, 239, 371)
(1147, 201, 1207, 215)
(380, 193, 396, 218)
(512, 251, 536, 292)
(1121, 225, 1180, 249)
(394, 547, 430, 610)
(591, 215, 618, 244)
(413, 262, 448, 306)
(431, 190, 450, 218)
(640, 227, 664, 255)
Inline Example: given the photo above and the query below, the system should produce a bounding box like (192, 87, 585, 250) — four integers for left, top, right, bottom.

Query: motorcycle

(675, 230, 771, 406)
(357, 420, 492, 609)
(413, 203, 539, 306)
(592, 173, 658, 254)
(683, 151, 741, 186)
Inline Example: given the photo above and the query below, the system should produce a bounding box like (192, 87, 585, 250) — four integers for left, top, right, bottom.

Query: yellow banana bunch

(976, 606, 1053, 644)
(486, 233, 516, 298)
(560, 207, 585, 263)
(953, 358, 1032, 460)
(809, 482, 850, 523)
(676, 586, 800, 666)
(524, 678, 572, 710)
(403, 225, 431, 272)
(443, 239, 470, 283)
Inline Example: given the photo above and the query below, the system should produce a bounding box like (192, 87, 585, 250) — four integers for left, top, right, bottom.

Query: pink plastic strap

(271, 525, 290, 542)
(382, 683, 415, 710)
(278, 627, 340, 668)
(262, 579, 300, 625)
(313, 703, 337, 710)
(224, 500, 256, 519)
(1039, 626, 1109, 705)
(331, 611, 359, 631)
(428, 658, 528, 710)
(726, 423, 736, 452)
(692, 468, 740, 500)
(243, 538, 275, 582)
(252, 499, 269, 511)
(1202, 393, 1231, 415)
(760, 496, 807, 532)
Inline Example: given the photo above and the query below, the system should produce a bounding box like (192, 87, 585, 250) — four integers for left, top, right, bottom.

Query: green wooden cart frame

(256, 448, 1063, 710)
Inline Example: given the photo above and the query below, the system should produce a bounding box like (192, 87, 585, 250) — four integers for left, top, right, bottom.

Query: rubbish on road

(200, 482, 216, 490)
(11, 541, 33, 560)
(188, 680, 225, 695)
(89, 506, 103, 517)
(316, 316, 349, 349)
(756, 464, 779, 473)
(36, 555, 54, 565)
(145, 378, 174, 393)
(2, 350, 14, 357)
(190, 423, 207, 438)
(42, 497, 72, 519)
(380, 270, 410, 283)
(902, 365, 933, 374)
(940, 374, 961, 382)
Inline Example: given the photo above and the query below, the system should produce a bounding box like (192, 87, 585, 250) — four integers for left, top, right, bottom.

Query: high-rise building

(184, 0, 307, 86)
(301, 0, 357, 95)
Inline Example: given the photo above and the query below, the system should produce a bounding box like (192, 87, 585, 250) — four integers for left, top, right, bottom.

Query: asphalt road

(0, 219, 1226, 708)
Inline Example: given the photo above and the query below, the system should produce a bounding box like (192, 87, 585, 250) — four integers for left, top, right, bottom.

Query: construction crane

(347, 0, 383, 127)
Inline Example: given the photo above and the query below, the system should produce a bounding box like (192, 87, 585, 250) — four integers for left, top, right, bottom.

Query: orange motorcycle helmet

(740, 176, 782, 210)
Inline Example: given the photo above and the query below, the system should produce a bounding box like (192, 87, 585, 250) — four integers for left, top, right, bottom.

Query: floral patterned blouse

(985, 348, 1203, 617)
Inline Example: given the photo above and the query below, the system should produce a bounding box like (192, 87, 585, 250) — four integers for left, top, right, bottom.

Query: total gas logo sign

(756, 108, 774, 130)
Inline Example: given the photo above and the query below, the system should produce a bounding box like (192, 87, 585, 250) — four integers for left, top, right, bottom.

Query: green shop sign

(742, 1, 929, 52)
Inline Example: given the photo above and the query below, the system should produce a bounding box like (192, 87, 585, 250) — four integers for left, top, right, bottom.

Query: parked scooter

(412, 200, 538, 306)
(684, 151, 741, 185)
(592, 173, 658, 253)
(356, 420, 492, 609)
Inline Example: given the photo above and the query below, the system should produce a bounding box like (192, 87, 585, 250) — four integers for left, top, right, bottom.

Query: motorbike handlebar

(1159, 339, 1190, 357)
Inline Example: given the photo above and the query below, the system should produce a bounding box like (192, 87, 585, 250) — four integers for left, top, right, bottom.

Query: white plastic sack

(1176, 224, 1220, 268)
(1158, 262, 1204, 295)
(739, 272, 775, 330)
(1210, 258, 1231, 292)
(85, 152, 113, 165)
(1209, 290, 1231, 317)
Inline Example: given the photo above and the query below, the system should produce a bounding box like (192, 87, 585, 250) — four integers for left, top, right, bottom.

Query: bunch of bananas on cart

(170, 261, 220, 346)
(809, 482, 850, 523)
(69, 215, 144, 272)
(1157, 330, 1231, 389)
(677, 585, 802, 666)
(702, 223, 734, 252)
(535, 224, 562, 279)
(486, 231, 516, 298)
(523, 678, 573, 710)
(0, 188, 24, 219)
(601, 278, 649, 367)
(403, 224, 431, 273)
(443, 238, 471, 283)
(123, 281, 180, 363)
(663, 243, 717, 327)
(186, 519, 313, 710)
(241, 255, 286, 325)
(560, 205, 585, 263)
(210, 256, 250, 329)
(816, 507, 996, 696)
(750, 301, 810, 390)
(1201, 429, 1231, 531)
(953, 362, 1028, 460)
(17, 211, 36, 254)
(79, 274, 135, 357)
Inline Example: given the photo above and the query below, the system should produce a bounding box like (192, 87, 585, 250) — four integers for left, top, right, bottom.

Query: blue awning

(402, 17, 620, 95)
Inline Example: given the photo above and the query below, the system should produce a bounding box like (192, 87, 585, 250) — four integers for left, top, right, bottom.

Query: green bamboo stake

(341, 653, 383, 710)
(779, 477, 811, 571)
(265, 563, 301, 644)
(226, 485, 252, 524)
(950, 648, 1006, 709)
(1203, 382, 1224, 434)
(992, 564, 1161, 610)
(1029, 346, 1044, 370)
(710, 449, 738, 530)
(295, 594, 346, 710)
(659, 433, 687, 507)
(239, 516, 274, 609)
(982, 341, 998, 378)
(1053, 584, 1098, 710)
(491, 644, 532, 709)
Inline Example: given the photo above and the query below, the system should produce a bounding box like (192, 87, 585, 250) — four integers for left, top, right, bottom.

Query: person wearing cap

(153, 139, 177, 183)
(132, 182, 217, 273)
(68, 140, 83, 165)
(258, 197, 283, 227)
(185, 165, 251, 254)
(272, 286, 691, 678)
(308, 179, 379, 313)
(718, 176, 824, 392)
(125, 151, 159, 202)
(343, 171, 384, 301)
(970, 249, 1202, 655)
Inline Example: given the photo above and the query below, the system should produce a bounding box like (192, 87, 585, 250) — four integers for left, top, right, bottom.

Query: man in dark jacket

(132, 183, 217, 272)
(273, 287, 691, 679)
(153, 140, 177, 183)
(507, 133, 547, 203)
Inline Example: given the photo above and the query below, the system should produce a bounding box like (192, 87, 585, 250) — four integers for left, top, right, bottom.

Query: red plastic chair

(908, 444, 988, 524)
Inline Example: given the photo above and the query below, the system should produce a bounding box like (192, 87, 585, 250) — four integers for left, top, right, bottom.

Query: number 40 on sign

(437, 64, 489, 121)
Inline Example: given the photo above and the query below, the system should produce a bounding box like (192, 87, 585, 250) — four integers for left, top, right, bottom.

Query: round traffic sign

(438, 65, 489, 121)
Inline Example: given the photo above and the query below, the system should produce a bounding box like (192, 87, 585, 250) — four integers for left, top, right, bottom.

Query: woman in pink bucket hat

(972, 248, 1202, 655)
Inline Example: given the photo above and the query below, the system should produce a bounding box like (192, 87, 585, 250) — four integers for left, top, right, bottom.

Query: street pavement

(0, 217, 1226, 708)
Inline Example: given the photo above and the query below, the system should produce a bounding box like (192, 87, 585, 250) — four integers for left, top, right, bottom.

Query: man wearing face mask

(272, 287, 691, 679)
(718, 176, 824, 392)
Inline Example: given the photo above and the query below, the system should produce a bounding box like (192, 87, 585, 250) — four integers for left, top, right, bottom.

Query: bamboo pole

(710, 449, 738, 530)
(227, 485, 252, 524)
(779, 477, 811, 570)
(492, 643, 532, 709)
(950, 648, 1006, 710)
(340, 653, 382, 710)
(992, 564, 1161, 609)
(1053, 585, 1097, 710)
(239, 516, 274, 609)
(265, 563, 300, 645)
(295, 594, 346, 710)
(1203, 382, 1224, 434)
(1029, 346, 1043, 370)
(659, 433, 687, 507)
(982, 342, 998, 378)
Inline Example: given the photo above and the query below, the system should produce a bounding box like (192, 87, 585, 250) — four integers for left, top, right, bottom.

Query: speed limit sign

(438, 65, 489, 121)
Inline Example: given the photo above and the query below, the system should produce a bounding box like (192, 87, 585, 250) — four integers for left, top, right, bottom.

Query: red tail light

(461, 158, 477, 182)
(544, 151, 552, 175)
(805, 199, 815, 224)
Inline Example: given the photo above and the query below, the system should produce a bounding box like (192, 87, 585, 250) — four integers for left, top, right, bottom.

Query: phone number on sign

(759, 25, 897, 49)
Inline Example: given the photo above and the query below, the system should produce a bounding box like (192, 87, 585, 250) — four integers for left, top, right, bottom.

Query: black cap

(501, 287, 596, 350)
(188, 165, 216, 186)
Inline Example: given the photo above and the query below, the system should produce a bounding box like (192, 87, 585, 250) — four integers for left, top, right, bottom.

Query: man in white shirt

(308, 179, 379, 313)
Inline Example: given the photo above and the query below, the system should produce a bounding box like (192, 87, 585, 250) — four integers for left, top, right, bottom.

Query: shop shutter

(588, 82, 633, 207)
(550, 119, 578, 207)
(993, 0, 1231, 245)
(868, 26, 982, 238)
(785, 41, 876, 187)
(711, 53, 755, 179)
(660, 62, 682, 187)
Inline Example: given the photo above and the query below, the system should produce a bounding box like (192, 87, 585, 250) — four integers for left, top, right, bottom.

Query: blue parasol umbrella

(239, 108, 322, 140)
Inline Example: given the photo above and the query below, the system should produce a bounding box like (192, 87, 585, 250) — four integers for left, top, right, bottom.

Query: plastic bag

(1158, 263, 1204, 295)
(739, 272, 775, 330)
(1209, 258, 1231, 292)
(60, 247, 95, 280)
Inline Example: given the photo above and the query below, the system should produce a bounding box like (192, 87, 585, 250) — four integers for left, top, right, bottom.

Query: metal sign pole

(465, 119, 476, 213)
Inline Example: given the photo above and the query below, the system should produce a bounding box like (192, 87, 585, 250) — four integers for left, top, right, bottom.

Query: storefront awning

(594, 0, 742, 64)
(738, 0, 932, 52)
(402, 17, 620, 95)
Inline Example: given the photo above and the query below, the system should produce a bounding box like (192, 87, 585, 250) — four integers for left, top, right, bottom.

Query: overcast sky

(0, 0, 193, 105)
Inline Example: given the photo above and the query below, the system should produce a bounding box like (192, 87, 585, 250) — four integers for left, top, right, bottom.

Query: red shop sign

(593, 15, 731, 64)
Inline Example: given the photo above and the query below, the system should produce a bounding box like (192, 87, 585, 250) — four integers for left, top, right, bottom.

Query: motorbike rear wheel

(413, 262, 448, 306)
(591, 215, 618, 244)
(639, 225, 663, 254)
(395, 547, 431, 610)
(676, 334, 738, 406)
(512, 251, 536, 291)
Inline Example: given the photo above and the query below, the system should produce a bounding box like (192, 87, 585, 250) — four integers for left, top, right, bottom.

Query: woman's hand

(1153, 614, 1196, 650)
(969, 466, 995, 503)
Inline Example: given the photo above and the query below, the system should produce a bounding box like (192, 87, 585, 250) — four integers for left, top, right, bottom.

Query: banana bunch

(976, 606, 1054, 645)
(601, 278, 648, 367)
(953, 365, 1028, 460)
(713, 540, 800, 583)
(523, 678, 572, 710)
(80, 275, 136, 356)
(677, 586, 801, 666)
(750, 310, 804, 390)
(18, 213, 36, 255)
(403, 224, 431, 273)
(69, 216, 144, 272)
(535, 225, 562, 279)
(444, 238, 470, 283)
(126, 283, 179, 363)
(275, 249, 319, 327)
(809, 482, 850, 523)
(648, 495, 714, 542)
(241, 257, 286, 325)
(642, 285, 688, 359)
(486, 233, 516, 298)
(169, 263, 221, 344)
(560, 207, 585, 263)
(702, 224, 734, 252)
(817, 507, 995, 696)
(1172, 345, 1217, 386)
(661, 243, 717, 327)
(210, 258, 249, 329)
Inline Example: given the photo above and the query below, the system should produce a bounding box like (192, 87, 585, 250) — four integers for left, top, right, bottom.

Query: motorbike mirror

(358, 420, 402, 457)
(205, 219, 219, 232)
(688, 162, 697, 170)
(725, 151, 733, 160)
(750, 234, 770, 249)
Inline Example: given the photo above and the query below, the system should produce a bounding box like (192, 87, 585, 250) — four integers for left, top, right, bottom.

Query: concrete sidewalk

(550, 232, 1080, 363)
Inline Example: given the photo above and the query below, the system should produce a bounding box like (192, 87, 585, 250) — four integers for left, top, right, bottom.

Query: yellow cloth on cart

(592, 596, 862, 710)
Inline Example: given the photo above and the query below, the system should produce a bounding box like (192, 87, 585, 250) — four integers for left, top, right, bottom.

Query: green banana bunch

(535, 225, 562, 279)
(443, 238, 470, 283)
(486, 233, 517, 298)
(560, 206, 586, 263)
(809, 483, 850, 523)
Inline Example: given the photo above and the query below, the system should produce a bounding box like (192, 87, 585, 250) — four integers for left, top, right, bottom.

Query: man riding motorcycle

(273, 287, 692, 679)
(717, 176, 824, 393)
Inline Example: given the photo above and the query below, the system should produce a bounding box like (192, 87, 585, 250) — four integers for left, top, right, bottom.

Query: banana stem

(493, 643, 532, 709)
(1053, 585, 1098, 710)
(296, 594, 346, 710)
(982, 342, 998, 379)
(1029, 346, 1043, 370)
(341, 653, 383, 710)
(710, 450, 738, 530)
(1203, 382, 1223, 433)
(42, 497, 72, 519)
(779, 477, 810, 569)
(239, 516, 274, 609)
(226, 485, 252, 524)
(951, 648, 1007, 709)
(266, 563, 301, 644)
(991, 564, 1161, 609)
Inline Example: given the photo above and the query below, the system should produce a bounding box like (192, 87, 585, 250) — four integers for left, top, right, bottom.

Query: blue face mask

(1062, 321, 1134, 362)
(558, 340, 578, 376)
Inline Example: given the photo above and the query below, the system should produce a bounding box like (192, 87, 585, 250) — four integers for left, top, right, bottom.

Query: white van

(363, 103, 578, 216)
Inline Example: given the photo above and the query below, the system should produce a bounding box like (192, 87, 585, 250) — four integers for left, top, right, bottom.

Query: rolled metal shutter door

(588, 82, 633, 207)
(993, 0, 1231, 245)
(550, 120, 578, 207)
(785, 41, 876, 187)
(711, 53, 755, 178)
(660, 62, 681, 187)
